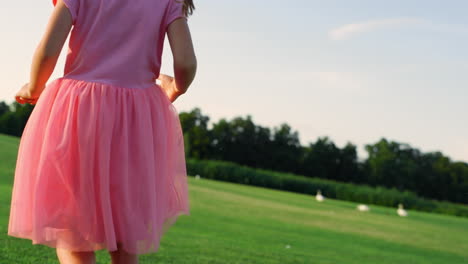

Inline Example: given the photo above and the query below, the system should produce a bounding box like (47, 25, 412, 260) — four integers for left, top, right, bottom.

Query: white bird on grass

(397, 203, 408, 217)
(315, 190, 325, 202)
(357, 204, 370, 212)
(195, 174, 201, 180)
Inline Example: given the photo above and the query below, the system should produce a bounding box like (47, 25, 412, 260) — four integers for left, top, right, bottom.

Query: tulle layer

(8, 78, 190, 254)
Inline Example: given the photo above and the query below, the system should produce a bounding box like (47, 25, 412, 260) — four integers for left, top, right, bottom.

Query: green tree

(210, 115, 274, 169)
(270, 123, 302, 173)
(0, 101, 10, 117)
(337, 142, 361, 183)
(301, 137, 341, 179)
(210, 118, 233, 161)
(0, 101, 34, 137)
(179, 107, 211, 159)
(0, 112, 21, 136)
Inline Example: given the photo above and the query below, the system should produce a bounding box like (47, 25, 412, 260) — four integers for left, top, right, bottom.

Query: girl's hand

(157, 74, 183, 103)
(15, 83, 42, 105)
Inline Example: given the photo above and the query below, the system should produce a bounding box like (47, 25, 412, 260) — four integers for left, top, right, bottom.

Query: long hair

(180, 0, 195, 17)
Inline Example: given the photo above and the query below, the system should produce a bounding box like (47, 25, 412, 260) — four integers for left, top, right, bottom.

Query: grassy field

(1, 133, 467, 264)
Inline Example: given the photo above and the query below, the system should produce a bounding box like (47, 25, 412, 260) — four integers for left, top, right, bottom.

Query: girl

(8, 0, 197, 263)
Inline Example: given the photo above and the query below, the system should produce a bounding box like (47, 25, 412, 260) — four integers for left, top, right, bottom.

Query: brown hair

(178, 0, 195, 17)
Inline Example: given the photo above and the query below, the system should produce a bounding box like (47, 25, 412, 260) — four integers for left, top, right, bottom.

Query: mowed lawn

(0, 133, 467, 264)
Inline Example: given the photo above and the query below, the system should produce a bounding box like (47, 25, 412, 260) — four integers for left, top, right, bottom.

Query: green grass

(1, 133, 468, 264)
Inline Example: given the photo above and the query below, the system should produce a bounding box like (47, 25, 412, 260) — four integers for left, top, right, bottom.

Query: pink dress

(8, 0, 190, 255)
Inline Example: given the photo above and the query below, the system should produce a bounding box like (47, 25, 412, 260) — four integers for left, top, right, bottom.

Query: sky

(1, 0, 467, 163)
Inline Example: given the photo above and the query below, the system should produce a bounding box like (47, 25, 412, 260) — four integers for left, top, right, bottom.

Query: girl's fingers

(15, 96, 25, 104)
(15, 95, 37, 105)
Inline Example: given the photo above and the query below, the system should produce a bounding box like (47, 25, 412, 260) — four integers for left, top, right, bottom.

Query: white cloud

(329, 18, 427, 40)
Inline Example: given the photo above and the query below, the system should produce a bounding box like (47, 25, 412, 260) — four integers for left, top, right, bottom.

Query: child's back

(61, 0, 184, 88)
(8, 0, 196, 261)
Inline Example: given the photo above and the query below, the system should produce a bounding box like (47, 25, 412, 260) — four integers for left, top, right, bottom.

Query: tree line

(179, 108, 468, 205)
(1, 101, 467, 205)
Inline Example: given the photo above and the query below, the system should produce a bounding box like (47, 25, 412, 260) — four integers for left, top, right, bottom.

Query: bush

(186, 158, 468, 218)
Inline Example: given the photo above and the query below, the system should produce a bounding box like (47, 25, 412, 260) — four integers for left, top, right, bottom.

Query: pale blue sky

(1, 1, 467, 162)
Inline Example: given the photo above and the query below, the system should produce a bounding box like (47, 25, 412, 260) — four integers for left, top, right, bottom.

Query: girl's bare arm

(28, 0, 73, 95)
(167, 18, 197, 94)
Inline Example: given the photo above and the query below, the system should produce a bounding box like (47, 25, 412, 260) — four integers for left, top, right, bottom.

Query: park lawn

(0, 133, 467, 264)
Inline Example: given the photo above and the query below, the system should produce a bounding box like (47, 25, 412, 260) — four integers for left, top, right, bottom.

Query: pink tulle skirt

(8, 78, 190, 255)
